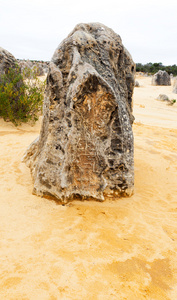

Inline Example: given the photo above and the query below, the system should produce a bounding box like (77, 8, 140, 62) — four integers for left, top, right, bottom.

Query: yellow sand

(0, 74, 177, 299)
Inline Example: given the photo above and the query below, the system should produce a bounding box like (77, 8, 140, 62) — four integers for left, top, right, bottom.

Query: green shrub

(169, 99, 176, 106)
(0, 65, 45, 126)
(136, 62, 177, 76)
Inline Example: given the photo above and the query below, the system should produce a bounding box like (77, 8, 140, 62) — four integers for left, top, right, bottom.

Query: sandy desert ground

(0, 74, 177, 299)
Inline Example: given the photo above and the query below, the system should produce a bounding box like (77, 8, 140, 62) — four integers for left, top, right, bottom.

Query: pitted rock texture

(23, 23, 135, 202)
(0, 47, 19, 75)
(151, 70, 171, 86)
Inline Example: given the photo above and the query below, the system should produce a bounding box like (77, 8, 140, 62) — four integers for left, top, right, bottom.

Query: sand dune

(0, 74, 177, 299)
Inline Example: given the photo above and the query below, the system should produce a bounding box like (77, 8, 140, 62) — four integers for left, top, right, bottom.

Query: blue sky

(1, 0, 177, 65)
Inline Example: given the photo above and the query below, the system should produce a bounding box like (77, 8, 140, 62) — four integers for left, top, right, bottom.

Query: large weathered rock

(151, 70, 171, 86)
(172, 77, 177, 93)
(0, 47, 19, 75)
(23, 23, 135, 202)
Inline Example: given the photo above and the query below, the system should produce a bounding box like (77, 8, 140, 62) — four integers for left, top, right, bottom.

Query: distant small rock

(172, 77, 177, 94)
(152, 70, 171, 86)
(135, 80, 140, 87)
(156, 94, 169, 101)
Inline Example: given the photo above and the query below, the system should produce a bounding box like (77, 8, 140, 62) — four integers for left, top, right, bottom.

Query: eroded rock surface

(151, 70, 171, 86)
(23, 23, 135, 202)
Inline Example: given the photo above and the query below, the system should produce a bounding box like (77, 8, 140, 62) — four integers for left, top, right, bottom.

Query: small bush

(0, 65, 45, 126)
(167, 99, 176, 106)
